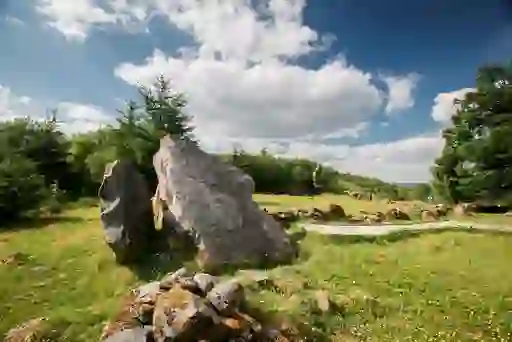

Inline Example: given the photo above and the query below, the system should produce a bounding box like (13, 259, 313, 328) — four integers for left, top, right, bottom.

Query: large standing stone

(153, 136, 294, 269)
(98, 160, 156, 264)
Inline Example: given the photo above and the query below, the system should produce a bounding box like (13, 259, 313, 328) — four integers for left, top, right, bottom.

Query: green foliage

(433, 61, 512, 204)
(0, 118, 75, 192)
(0, 156, 46, 223)
(409, 183, 434, 202)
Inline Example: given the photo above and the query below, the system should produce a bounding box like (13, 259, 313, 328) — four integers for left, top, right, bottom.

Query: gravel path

(301, 220, 512, 236)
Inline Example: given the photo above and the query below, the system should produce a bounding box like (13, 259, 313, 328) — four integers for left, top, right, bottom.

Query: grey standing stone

(98, 160, 156, 264)
(152, 135, 295, 269)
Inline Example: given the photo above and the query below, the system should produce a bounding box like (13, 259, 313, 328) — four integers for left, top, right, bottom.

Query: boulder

(160, 267, 190, 290)
(328, 204, 346, 219)
(421, 210, 438, 222)
(193, 273, 218, 295)
(434, 204, 450, 217)
(153, 136, 294, 269)
(207, 280, 245, 316)
(385, 208, 410, 221)
(315, 290, 334, 313)
(310, 207, 326, 221)
(98, 160, 156, 264)
(153, 286, 219, 342)
(454, 203, 474, 217)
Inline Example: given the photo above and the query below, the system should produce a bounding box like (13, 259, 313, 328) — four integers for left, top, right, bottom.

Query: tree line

(3, 60, 509, 225)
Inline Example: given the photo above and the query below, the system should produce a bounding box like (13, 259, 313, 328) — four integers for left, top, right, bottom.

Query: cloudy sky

(0, 0, 511, 182)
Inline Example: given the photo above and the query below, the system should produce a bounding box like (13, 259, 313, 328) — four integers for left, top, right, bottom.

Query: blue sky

(0, 0, 510, 182)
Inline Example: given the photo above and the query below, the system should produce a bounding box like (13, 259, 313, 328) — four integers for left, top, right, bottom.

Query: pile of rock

(101, 268, 287, 342)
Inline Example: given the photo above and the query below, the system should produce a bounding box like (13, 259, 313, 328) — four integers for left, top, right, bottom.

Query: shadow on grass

(310, 226, 512, 247)
(128, 237, 199, 282)
(0, 215, 86, 232)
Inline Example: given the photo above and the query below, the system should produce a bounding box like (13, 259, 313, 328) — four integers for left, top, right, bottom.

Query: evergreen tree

(432, 61, 512, 204)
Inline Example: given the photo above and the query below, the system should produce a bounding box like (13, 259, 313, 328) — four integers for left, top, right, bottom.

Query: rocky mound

(101, 268, 290, 342)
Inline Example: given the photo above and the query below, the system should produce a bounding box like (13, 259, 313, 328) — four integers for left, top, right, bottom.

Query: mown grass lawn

(1, 197, 512, 341)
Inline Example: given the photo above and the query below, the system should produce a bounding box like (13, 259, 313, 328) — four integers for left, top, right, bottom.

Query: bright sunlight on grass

(1, 198, 512, 341)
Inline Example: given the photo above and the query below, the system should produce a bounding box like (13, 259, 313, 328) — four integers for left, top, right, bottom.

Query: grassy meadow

(1, 195, 512, 341)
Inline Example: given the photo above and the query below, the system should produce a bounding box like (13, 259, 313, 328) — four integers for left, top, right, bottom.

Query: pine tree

(138, 74, 196, 143)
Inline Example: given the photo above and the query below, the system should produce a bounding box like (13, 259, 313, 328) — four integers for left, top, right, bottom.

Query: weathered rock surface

(103, 327, 151, 342)
(98, 160, 156, 264)
(385, 208, 410, 221)
(454, 203, 475, 217)
(97, 268, 297, 342)
(153, 135, 294, 269)
(421, 210, 438, 222)
(4, 317, 48, 342)
(193, 273, 218, 295)
(153, 286, 218, 342)
(328, 204, 346, 219)
(207, 280, 245, 316)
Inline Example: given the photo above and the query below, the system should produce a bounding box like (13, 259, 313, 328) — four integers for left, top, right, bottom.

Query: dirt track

(301, 220, 512, 236)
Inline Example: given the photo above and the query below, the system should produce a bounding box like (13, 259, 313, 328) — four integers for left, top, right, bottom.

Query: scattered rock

(374, 212, 385, 222)
(315, 290, 332, 312)
(328, 204, 346, 219)
(207, 280, 245, 316)
(134, 281, 161, 303)
(434, 204, 450, 217)
(98, 160, 158, 264)
(153, 286, 218, 342)
(193, 272, 218, 295)
(1, 252, 31, 266)
(103, 327, 151, 342)
(310, 207, 326, 221)
(454, 203, 474, 217)
(153, 135, 294, 270)
(4, 317, 48, 342)
(385, 208, 410, 221)
(101, 293, 142, 340)
(176, 276, 203, 295)
(159, 267, 190, 290)
(421, 210, 438, 222)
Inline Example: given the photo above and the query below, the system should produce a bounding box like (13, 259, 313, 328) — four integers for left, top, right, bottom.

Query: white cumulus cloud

(431, 87, 475, 125)
(111, 0, 384, 140)
(0, 84, 114, 135)
(34, 0, 442, 182)
(381, 73, 420, 114)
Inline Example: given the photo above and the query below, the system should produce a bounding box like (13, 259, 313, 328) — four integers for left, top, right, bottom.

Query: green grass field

(1, 196, 512, 341)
